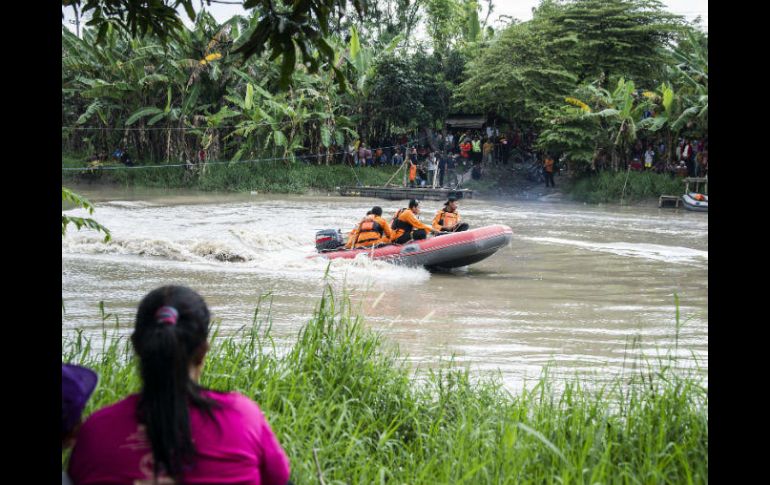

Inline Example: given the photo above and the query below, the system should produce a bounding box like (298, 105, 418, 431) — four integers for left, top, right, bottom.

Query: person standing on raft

(391, 199, 438, 244)
(432, 196, 469, 233)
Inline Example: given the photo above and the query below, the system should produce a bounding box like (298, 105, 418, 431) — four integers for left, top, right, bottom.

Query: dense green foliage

(64, 288, 708, 483)
(569, 170, 686, 204)
(63, 0, 365, 88)
(456, 0, 707, 170)
(63, 155, 401, 192)
(62, 0, 708, 197)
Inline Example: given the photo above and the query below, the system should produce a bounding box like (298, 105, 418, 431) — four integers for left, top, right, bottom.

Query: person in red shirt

(460, 140, 471, 159)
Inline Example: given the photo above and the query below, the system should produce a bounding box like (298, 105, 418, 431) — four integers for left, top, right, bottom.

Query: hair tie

(155, 306, 179, 326)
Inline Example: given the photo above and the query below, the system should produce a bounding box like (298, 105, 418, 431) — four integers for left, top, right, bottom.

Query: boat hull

(682, 193, 708, 212)
(315, 224, 513, 269)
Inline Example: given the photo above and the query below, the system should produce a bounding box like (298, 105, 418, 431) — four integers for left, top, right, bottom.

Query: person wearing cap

(432, 196, 469, 233)
(390, 199, 438, 244)
(62, 363, 98, 485)
(345, 206, 395, 249)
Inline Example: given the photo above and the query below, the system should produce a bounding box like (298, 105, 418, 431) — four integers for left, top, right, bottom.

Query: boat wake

(522, 236, 708, 264)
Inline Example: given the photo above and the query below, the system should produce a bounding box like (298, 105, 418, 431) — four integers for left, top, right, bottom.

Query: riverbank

(63, 288, 708, 483)
(64, 154, 696, 206)
(463, 165, 693, 206)
(63, 154, 402, 193)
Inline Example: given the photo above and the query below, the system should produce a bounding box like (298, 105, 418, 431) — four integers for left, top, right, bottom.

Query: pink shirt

(69, 391, 290, 485)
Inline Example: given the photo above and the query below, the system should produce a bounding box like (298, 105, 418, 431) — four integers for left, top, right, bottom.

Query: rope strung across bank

(63, 122, 278, 131)
(62, 137, 428, 172)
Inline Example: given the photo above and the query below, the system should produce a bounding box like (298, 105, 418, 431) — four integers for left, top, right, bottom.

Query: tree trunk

(425, 127, 438, 152)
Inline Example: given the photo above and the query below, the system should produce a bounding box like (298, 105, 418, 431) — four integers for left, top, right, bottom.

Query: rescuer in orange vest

(432, 196, 469, 233)
(391, 199, 438, 244)
(345, 206, 395, 249)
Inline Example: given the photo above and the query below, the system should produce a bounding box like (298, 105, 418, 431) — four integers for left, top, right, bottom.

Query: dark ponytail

(131, 286, 216, 481)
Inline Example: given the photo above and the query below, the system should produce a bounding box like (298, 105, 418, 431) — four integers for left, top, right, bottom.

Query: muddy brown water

(62, 186, 708, 391)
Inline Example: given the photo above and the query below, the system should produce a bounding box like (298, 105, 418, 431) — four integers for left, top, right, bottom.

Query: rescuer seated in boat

(391, 199, 439, 244)
(432, 196, 469, 233)
(345, 206, 395, 249)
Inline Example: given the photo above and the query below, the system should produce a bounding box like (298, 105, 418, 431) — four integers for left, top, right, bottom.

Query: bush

(63, 288, 708, 483)
(568, 170, 685, 204)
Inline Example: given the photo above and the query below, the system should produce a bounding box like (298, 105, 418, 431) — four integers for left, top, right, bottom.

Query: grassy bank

(62, 154, 402, 193)
(566, 171, 688, 204)
(63, 288, 708, 483)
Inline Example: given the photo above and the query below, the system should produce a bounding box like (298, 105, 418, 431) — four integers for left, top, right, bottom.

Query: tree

(454, 20, 576, 125)
(577, 78, 652, 170)
(424, 0, 495, 54)
(539, 0, 685, 86)
(63, 0, 367, 89)
(536, 103, 600, 171)
(637, 29, 708, 162)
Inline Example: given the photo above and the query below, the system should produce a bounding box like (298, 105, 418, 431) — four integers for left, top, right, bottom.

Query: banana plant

(577, 78, 652, 170)
(345, 27, 403, 140)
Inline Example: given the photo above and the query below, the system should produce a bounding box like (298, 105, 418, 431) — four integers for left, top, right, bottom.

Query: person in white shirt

(644, 147, 655, 170)
(427, 153, 438, 188)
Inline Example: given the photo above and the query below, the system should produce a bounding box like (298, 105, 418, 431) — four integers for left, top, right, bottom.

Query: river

(62, 186, 708, 391)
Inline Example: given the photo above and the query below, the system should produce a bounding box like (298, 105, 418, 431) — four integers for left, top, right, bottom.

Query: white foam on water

(63, 229, 430, 286)
(62, 234, 250, 263)
(229, 229, 307, 251)
(100, 200, 158, 209)
(521, 236, 708, 264)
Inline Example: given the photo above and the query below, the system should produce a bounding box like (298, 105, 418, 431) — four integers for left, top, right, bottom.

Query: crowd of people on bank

(343, 128, 535, 188)
(603, 136, 708, 178)
(344, 127, 535, 168)
(81, 128, 706, 185)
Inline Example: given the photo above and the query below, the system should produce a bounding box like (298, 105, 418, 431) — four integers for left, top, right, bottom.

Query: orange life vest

(391, 209, 407, 232)
(391, 208, 426, 240)
(353, 217, 384, 247)
(409, 163, 417, 181)
(435, 210, 459, 230)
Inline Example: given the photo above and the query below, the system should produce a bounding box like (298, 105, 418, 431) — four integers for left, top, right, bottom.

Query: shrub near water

(63, 289, 708, 484)
(62, 155, 401, 193)
(569, 171, 686, 204)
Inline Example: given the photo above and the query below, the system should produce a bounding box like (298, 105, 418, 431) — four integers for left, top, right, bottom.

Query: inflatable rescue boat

(681, 192, 708, 212)
(313, 224, 513, 269)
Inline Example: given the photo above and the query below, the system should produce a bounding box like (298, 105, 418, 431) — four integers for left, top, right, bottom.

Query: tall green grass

(568, 171, 686, 204)
(62, 154, 401, 193)
(63, 288, 708, 484)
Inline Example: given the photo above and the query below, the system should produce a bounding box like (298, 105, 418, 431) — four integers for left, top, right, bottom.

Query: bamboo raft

(338, 186, 473, 201)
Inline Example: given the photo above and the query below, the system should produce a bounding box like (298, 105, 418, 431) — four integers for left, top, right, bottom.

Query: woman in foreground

(69, 285, 291, 485)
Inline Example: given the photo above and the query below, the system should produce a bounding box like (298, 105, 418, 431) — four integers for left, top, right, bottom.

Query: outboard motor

(315, 229, 344, 252)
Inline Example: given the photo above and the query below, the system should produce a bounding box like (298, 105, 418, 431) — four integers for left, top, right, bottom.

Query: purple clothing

(69, 391, 290, 485)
